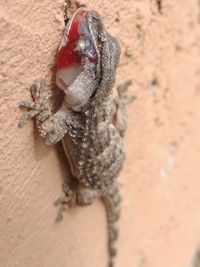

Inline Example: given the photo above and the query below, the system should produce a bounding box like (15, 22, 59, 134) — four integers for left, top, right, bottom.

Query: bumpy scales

(19, 7, 132, 267)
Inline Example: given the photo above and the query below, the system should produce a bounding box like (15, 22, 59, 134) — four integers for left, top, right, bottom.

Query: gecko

(19, 4, 132, 267)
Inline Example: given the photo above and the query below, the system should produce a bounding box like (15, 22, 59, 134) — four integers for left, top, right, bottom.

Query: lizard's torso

(19, 7, 129, 267)
(61, 101, 124, 190)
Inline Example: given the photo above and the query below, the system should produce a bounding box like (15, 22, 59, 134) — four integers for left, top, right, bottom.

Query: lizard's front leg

(112, 80, 134, 137)
(19, 78, 52, 127)
(19, 78, 68, 145)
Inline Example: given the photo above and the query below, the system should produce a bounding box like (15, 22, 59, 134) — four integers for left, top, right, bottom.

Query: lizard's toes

(18, 109, 39, 127)
(40, 76, 48, 87)
(19, 100, 35, 110)
(18, 112, 30, 127)
(54, 196, 68, 206)
(31, 77, 52, 101)
(30, 83, 39, 98)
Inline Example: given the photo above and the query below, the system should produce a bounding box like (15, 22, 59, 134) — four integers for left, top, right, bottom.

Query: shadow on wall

(189, 245, 200, 267)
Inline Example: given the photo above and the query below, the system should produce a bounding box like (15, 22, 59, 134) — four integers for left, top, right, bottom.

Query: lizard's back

(62, 107, 124, 190)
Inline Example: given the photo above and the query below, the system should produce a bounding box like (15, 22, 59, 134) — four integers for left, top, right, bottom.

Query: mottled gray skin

(19, 9, 132, 267)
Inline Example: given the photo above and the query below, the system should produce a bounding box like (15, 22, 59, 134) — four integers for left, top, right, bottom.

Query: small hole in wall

(156, 0, 162, 14)
(115, 11, 120, 22)
(150, 78, 159, 96)
(198, 0, 200, 23)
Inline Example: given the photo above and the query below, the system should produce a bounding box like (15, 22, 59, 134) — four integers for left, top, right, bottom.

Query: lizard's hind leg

(55, 181, 121, 267)
(54, 181, 101, 221)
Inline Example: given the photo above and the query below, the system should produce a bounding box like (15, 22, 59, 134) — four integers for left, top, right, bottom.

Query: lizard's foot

(62, 181, 100, 207)
(18, 77, 52, 127)
(54, 196, 68, 222)
(54, 181, 100, 221)
(54, 182, 76, 222)
(54, 195, 76, 222)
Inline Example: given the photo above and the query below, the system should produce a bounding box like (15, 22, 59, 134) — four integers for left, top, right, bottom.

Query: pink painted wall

(1, 0, 200, 266)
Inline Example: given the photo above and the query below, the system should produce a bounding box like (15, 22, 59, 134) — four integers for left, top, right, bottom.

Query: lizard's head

(56, 8, 120, 110)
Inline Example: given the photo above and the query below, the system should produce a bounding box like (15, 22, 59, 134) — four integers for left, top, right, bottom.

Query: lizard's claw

(54, 196, 68, 222)
(54, 182, 77, 222)
(54, 194, 76, 222)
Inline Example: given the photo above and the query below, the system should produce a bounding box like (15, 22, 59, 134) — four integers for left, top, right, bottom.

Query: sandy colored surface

(1, 0, 200, 267)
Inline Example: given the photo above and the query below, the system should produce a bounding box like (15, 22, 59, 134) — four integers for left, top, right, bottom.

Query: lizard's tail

(102, 183, 121, 267)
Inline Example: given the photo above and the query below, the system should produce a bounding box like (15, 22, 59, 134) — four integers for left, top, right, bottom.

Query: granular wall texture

(0, 1, 200, 267)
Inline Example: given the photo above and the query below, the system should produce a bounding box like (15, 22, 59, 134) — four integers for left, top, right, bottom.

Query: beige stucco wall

(1, 0, 200, 266)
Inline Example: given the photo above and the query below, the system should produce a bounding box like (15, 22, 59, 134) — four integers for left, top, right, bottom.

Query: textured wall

(1, 0, 200, 267)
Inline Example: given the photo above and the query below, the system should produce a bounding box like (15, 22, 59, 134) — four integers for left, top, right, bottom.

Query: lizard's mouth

(56, 8, 97, 91)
